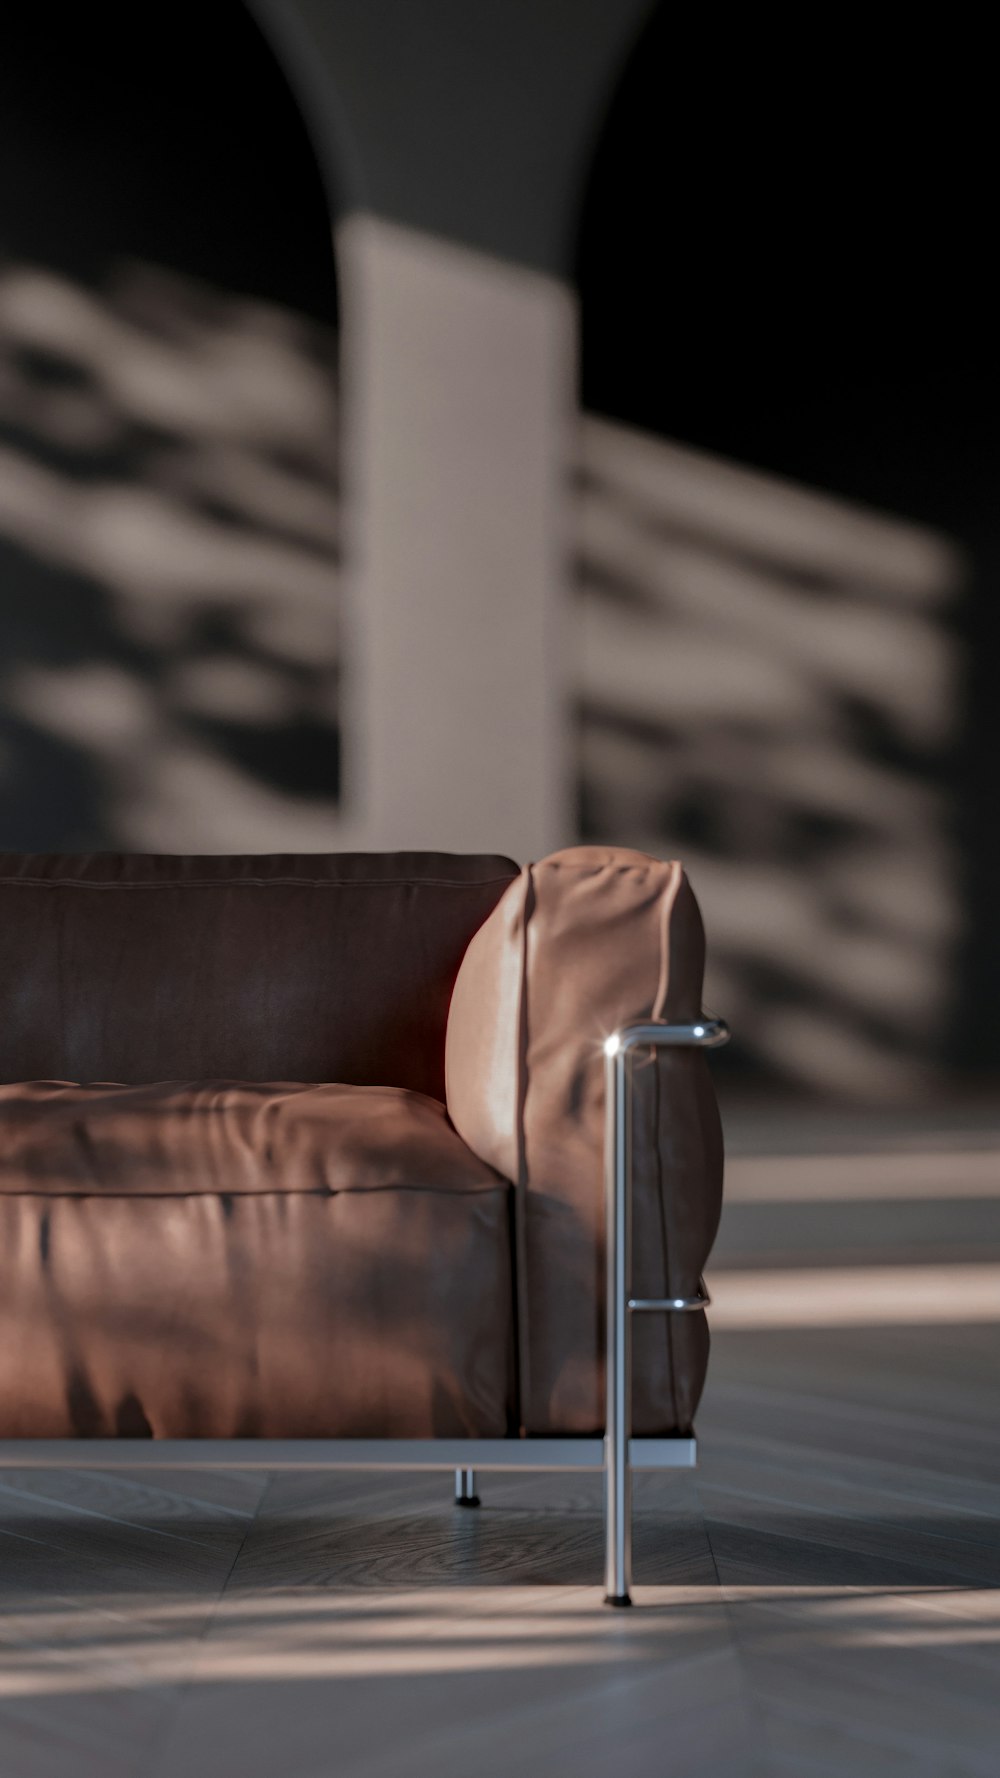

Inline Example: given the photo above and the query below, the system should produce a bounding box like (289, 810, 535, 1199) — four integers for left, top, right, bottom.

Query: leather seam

(0, 1182, 513, 1200)
(651, 1054, 680, 1429)
(513, 866, 534, 1430)
(0, 877, 517, 891)
(1, 1085, 453, 1100)
(531, 859, 680, 875)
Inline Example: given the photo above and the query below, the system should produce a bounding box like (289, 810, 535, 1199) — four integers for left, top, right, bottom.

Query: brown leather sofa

(0, 845, 725, 1602)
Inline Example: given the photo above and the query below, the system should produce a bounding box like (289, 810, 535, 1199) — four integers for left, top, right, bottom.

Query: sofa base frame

(0, 1436, 697, 1471)
(0, 1435, 694, 1603)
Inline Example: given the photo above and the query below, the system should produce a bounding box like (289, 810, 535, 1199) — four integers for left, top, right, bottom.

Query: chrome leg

(454, 1466, 480, 1507)
(604, 1040, 632, 1605)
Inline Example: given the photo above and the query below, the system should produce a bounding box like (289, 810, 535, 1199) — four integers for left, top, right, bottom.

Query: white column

(336, 214, 574, 861)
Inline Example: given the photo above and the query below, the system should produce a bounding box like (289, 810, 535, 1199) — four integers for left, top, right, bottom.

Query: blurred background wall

(0, 2, 996, 1104)
(0, 5, 342, 849)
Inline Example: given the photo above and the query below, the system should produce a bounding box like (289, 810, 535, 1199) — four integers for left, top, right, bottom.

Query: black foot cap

(454, 1495, 481, 1509)
(603, 1593, 633, 1608)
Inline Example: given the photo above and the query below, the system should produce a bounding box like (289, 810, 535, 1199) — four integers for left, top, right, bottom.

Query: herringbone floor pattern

(2, 1112, 998, 1777)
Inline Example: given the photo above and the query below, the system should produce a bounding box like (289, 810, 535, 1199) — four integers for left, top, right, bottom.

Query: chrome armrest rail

(628, 1284, 710, 1312)
(604, 1016, 729, 1606)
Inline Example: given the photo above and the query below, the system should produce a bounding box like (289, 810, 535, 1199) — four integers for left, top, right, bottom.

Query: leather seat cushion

(0, 1082, 514, 1439)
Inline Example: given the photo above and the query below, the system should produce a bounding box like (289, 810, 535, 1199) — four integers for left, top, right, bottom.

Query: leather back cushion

(0, 853, 517, 1095)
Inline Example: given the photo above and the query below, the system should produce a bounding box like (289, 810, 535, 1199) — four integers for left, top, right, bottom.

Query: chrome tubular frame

(0, 1438, 698, 1471)
(603, 1017, 729, 1606)
(0, 1019, 727, 1607)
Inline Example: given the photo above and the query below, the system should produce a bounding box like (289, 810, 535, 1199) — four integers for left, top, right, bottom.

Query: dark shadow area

(576, 8, 1000, 1099)
(711, 1192, 1000, 1271)
(702, 1514, 1000, 1591)
(1, 1501, 996, 1594)
(0, 5, 341, 850)
(0, 6, 337, 323)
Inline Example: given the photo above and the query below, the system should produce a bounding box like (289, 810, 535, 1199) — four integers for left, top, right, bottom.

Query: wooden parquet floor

(2, 1110, 998, 1777)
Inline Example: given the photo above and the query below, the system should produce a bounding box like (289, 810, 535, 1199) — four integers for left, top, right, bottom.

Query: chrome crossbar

(628, 1284, 711, 1312)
